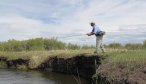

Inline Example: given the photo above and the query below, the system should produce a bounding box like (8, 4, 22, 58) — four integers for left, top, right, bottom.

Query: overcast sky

(0, 0, 146, 45)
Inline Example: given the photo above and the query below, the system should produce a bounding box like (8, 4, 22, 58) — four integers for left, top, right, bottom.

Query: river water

(0, 69, 88, 84)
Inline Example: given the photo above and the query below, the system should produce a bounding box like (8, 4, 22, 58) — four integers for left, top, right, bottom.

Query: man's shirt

(91, 25, 102, 36)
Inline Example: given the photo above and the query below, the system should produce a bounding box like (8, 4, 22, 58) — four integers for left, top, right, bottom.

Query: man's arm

(86, 32, 94, 36)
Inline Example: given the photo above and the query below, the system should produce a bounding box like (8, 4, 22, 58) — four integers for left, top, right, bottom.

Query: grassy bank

(1, 48, 146, 83)
(97, 49, 146, 83)
(0, 49, 99, 69)
(1, 49, 145, 68)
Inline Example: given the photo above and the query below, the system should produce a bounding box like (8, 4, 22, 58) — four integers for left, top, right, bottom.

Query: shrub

(125, 43, 143, 50)
(108, 43, 122, 49)
(0, 38, 66, 51)
(67, 43, 80, 50)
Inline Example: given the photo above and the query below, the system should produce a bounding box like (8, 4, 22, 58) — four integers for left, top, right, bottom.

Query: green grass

(107, 49, 146, 64)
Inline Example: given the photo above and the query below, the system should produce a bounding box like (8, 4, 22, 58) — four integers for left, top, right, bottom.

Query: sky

(0, 0, 146, 45)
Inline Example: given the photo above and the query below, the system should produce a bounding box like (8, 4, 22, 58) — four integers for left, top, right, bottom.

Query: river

(0, 69, 88, 84)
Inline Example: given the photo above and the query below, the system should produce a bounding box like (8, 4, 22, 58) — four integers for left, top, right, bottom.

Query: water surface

(0, 69, 88, 84)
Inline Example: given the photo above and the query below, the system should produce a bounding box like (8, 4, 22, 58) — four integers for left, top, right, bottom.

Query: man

(86, 22, 105, 54)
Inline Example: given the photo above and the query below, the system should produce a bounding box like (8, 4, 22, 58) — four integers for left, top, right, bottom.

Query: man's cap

(90, 22, 95, 26)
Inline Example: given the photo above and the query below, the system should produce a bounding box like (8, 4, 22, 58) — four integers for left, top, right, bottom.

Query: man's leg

(95, 36, 105, 53)
(95, 36, 102, 53)
(99, 35, 105, 53)
(100, 42, 105, 53)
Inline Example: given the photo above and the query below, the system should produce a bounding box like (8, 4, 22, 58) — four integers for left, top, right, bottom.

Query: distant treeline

(0, 38, 94, 51)
(0, 38, 146, 51)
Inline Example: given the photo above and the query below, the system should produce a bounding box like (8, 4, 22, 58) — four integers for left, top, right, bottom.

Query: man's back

(92, 25, 102, 36)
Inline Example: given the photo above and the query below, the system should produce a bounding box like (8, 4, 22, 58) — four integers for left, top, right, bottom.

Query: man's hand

(86, 33, 92, 36)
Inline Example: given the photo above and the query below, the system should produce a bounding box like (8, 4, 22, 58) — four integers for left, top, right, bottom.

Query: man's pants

(95, 35, 105, 53)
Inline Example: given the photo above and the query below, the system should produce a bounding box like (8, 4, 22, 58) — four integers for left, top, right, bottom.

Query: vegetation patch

(97, 50, 146, 84)
(0, 61, 7, 68)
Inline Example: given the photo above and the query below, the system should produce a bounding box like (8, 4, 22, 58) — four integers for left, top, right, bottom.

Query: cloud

(0, 0, 146, 45)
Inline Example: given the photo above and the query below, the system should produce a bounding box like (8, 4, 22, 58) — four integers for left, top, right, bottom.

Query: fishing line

(57, 34, 86, 39)
(55, 34, 92, 47)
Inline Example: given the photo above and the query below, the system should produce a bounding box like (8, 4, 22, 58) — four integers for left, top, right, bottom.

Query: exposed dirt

(97, 62, 146, 84)
(38, 55, 101, 79)
(0, 57, 29, 69)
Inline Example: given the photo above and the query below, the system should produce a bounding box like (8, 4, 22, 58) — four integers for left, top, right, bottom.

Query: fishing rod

(55, 30, 145, 39)
(57, 34, 86, 39)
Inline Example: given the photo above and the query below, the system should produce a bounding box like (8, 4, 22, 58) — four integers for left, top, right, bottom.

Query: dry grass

(0, 49, 98, 68)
